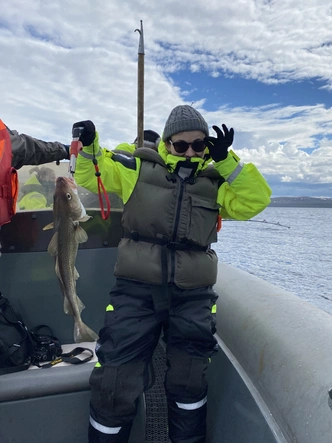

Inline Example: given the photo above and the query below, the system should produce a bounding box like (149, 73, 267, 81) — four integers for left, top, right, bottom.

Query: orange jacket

(0, 120, 18, 226)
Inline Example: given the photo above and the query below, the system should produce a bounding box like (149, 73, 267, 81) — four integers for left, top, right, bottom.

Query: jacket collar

(158, 140, 211, 175)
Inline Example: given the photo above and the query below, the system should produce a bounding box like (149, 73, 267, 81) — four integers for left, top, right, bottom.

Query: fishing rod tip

(135, 20, 143, 33)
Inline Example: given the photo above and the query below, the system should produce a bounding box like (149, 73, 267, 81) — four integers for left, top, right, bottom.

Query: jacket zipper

(170, 178, 185, 282)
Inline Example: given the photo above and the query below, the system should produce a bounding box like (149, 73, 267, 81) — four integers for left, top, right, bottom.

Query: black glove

(63, 145, 70, 160)
(204, 124, 234, 162)
(72, 120, 96, 146)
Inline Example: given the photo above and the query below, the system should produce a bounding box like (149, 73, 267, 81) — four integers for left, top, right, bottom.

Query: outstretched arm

(8, 127, 69, 169)
(205, 124, 271, 219)
(216, 151, 271, 220)
(73, 121, 140, 204)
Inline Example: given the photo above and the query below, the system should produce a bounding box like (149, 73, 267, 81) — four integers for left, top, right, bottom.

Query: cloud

(1, 0, 332, 196)
(199, 103, 332, 188)
(149, 1, 332, 88)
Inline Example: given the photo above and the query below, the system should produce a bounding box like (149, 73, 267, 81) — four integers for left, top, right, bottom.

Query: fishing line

(224, 219, 291, 229)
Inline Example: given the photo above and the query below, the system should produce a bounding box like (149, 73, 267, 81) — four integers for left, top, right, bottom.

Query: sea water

(215, 207, 332, 315)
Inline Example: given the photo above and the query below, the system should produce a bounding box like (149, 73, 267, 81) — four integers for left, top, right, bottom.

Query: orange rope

(93, 159, 110, 220)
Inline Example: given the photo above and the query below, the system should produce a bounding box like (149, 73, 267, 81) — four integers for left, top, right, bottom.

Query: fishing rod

(135, 20, 144, 148)
(224, 219, 291, 228)
(248, 219, 290, 228)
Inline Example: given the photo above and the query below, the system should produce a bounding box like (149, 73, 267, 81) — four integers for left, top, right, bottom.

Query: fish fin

(63, 295, 85, 315)
(75, 225, 89, 244)
(47, 233, 58, 256)
(79, 215, 92, 223)
(74, 321, 99, 343)
(76, 295, 85, 313)
(43, 222, 54, 231)
(74, 267, 80, 280)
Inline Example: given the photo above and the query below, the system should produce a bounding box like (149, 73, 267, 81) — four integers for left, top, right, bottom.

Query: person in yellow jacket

(114, 129, 161, 155)
(73, 106, 271, 443)
(18, 166, 56, 210)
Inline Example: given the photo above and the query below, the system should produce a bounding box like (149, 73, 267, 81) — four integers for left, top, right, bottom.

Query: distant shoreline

(270, 197, 332, 208)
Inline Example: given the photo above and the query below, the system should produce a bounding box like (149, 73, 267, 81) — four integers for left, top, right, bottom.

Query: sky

(1, 0, 332, 197)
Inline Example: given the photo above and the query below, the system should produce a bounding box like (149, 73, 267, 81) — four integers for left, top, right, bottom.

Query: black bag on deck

(30, 324, 63, 364)
(0, 293, 94, 373)
(0, 292, 34, 375)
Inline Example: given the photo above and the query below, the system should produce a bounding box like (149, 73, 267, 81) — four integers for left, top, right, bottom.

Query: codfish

(44, 176, 98, 343)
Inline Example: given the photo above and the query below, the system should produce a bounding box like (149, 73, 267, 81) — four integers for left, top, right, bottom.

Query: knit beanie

(162, 105, 209, 142)
(134, 129, 161, 149)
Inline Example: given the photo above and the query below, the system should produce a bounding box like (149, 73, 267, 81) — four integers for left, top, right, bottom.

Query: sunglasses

(169, 139, 206, 154)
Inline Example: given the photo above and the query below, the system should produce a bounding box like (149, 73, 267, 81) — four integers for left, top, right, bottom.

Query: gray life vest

(114, 148, 223, 289)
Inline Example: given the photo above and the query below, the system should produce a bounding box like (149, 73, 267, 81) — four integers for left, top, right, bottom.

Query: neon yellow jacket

(18, 174, 48, 210)
(75, 133, 271, 220)
(113, 142, 135, 155)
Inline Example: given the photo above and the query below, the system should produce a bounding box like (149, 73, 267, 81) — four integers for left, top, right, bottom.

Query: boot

(168, 400, 207, 443)
(88, 421, 132, 443)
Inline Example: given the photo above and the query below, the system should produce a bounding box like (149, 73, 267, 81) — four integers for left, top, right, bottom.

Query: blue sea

(215, 207, 332, 315)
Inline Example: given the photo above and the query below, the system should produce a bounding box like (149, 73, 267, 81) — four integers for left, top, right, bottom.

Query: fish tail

(74, 321, 99, 343)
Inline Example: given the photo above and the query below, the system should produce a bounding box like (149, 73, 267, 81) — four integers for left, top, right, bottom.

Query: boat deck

(2, 210, 332, 442)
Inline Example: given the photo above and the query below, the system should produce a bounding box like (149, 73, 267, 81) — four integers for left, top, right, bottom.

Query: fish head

(53, 177, 87, 221)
